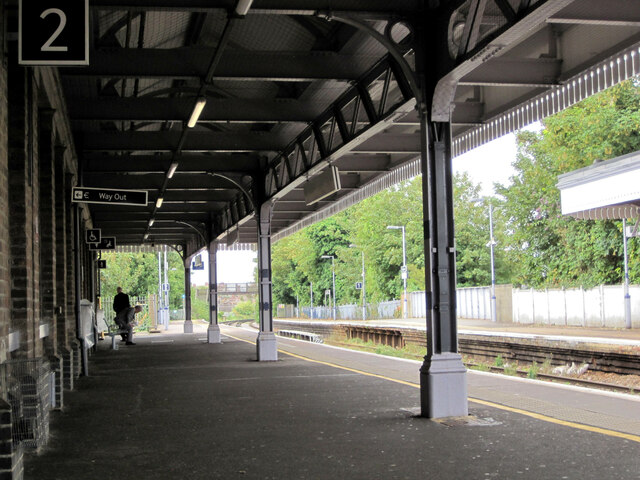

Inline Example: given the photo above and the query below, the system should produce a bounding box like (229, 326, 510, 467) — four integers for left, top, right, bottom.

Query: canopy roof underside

(17, 0, 640, 255)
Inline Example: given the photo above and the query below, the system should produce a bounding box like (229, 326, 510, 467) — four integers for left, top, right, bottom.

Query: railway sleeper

(458, 337, 640, 376)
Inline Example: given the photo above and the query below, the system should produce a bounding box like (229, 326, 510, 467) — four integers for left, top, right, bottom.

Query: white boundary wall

(455, 287, 491, 320)
(513, 285, 640, 328)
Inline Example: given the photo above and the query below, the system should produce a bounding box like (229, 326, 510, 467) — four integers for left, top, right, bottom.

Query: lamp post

(350, 244, 366, 320)
(387, 225, 407, 319)
(320, 255, 336, 320)
(472, 197, 497, 323)
(623, 218, 632, 329)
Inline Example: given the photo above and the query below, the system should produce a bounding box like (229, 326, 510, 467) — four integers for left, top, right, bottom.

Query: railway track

(324, 339, 639, 395)
(457, 334, 640, 376)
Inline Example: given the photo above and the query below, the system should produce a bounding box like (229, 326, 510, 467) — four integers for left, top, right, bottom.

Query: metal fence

(0, 358, 52, 450)
(293, 300, 403, 320)
(100, 296, 149, 325)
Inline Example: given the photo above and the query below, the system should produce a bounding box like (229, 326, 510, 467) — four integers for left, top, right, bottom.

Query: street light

(320, 255, 336, 320)
(349, 244, 366, 320)
(471, 197, 497, 323)
(623, 219, 633, 329)
(387, 225, 408, 319)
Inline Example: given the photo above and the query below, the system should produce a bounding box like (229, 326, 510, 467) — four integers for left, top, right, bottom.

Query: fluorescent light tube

(149, 219, 155, 227)
(167, 162, 179, 179)
(235, 0, 253, 16)
(187, 97, 207, 128)
(156, 197, 163, 208)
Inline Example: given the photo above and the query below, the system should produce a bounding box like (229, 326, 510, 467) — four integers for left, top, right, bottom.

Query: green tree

(497, 79, 640, 287)
(99, 250, 185, 309)
(453, 172, 514, 287)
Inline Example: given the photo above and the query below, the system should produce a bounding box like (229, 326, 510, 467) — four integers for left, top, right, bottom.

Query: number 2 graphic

(40, 8, 68, 52)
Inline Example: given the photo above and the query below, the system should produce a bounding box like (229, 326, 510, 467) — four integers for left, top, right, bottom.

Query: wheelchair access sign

(88, 237, 116, 251)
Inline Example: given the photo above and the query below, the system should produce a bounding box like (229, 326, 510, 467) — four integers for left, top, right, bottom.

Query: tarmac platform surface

(26, 323, 640, 479)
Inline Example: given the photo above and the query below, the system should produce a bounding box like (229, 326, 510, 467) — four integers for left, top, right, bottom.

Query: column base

(183, 320, 194, 333)
(256, 332, 278, 361)
(419, 352, 468, 419)
(207, 324, 221, 344)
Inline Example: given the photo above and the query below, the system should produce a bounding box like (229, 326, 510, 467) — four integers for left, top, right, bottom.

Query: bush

(227, 299, 258, 321)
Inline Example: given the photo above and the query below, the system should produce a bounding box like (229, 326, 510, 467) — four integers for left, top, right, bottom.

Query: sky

(192, 129, 530, 285)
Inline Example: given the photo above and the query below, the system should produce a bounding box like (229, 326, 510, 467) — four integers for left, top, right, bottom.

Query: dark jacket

(113, 292, 130, 314)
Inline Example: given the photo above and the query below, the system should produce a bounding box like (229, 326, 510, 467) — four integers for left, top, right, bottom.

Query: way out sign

(72, 187, 148, 207)
(18, 0, 89, 66)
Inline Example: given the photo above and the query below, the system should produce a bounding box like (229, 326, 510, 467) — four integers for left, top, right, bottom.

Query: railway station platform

(25, 324, 640, 480)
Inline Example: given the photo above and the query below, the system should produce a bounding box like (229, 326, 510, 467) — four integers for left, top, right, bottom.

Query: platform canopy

(558, 150, 640, 220)
(24, 0, 640, 257)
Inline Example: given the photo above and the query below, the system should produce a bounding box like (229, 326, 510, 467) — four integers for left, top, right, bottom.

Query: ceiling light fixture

(148, 219, 155, 227)
(235, 0, 254, 16)
(167, 162, 179, 179)
(156, 197, 164, 208)
(187, 97, 207, 128)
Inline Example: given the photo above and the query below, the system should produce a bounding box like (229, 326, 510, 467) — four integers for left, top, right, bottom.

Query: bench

(105, 325, 132, 350)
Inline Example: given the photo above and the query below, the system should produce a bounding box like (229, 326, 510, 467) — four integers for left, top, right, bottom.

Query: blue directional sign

(355, 282, 363, 290)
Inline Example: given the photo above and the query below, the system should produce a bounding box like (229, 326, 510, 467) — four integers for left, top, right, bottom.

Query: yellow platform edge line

(223, 332, 640, 444)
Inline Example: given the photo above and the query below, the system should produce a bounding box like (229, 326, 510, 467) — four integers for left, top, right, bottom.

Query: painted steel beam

(216, 56, 416, 239)
(549, 0, 640, 27)
(334, 155, 391, 173)
(68, 97, 321, 123)
(431, 0, 574, 121)
(82, 172, 244, 189)
(78, 131, 287, 153)
(83, 153, 262, 173)
(92, 211, 209, 221)
(62, 50, 379, 81)
(352, 134, 420, 154)
(458, 58, 562, 87)
(154, 202, 224, 212)
(89, 0, 419, 14)
(164, 190, 240, 201)
(451, 101, 484, 125)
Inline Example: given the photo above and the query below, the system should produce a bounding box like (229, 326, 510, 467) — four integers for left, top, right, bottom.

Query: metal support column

(256, 201, 277, 361)
(207, 241, 221, 343)
(418, 113, 468, 418)
(183, 255, 193, 333)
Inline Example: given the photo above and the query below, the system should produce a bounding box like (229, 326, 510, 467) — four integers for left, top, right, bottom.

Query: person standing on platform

(113, 286, 130, 317)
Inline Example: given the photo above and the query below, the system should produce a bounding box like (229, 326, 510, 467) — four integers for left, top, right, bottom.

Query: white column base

(420, 352, 468, 419)
(207, 324, 221, 344)
(183, 319, 194, 333)
(256, 332, 278, 361)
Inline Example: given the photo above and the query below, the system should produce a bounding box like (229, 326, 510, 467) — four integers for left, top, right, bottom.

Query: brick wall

(7, 60, 35, 359)
(0, 20, 10, 364)
(38, 110, 56, 357)
(0, 399, 23, 480)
